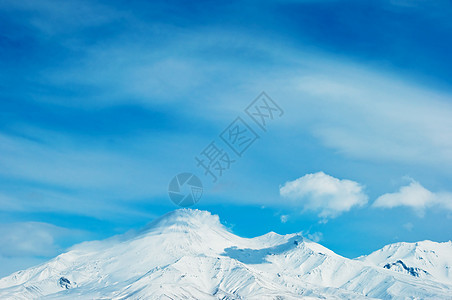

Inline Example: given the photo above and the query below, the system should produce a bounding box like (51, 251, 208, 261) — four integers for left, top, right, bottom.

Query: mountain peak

(1, 210, 452, 299)
(359, 239, 452, 284)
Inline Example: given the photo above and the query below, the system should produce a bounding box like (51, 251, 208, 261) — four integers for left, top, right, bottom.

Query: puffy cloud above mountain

(373, 180, 452, 214)
(280, 172, 368, 219)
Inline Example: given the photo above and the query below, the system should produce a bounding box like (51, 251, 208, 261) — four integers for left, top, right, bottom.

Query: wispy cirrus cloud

(1, 0, 451, 217)
(3, 0, 452, 173)
(0, 126, 206, 218)
(293, 68, 452, 169)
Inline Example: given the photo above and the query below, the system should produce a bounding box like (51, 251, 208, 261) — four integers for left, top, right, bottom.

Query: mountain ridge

(0, 209, 451, 299)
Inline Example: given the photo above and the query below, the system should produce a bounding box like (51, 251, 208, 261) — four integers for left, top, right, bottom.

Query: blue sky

(1, 0, 452, 276)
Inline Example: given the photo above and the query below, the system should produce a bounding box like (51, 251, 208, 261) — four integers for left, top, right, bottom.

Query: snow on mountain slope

(357, 240, 452, 285)
(0, 209, 451, 299)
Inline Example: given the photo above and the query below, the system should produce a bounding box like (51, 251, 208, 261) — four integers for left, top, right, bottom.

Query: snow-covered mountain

(357, 240, 452, 285)
(0, 209, 451, 299)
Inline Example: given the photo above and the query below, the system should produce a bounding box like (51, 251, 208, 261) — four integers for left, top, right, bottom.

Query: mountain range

(0, 209, 451, 299)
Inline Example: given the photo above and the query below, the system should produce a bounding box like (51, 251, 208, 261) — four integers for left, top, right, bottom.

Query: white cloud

(0, 132, 155, 192)
(0, 0, 123, 36)
(1, 0, 452, 212)
(296, 71, 452, 168)
(280, 215, 289, 223)
(0, 222, 92, 277)
(403, 222, 414, 231)
(0, 222, 87, 258)
(373, 180, 452, 214)
(7, 2, 452, 171)
(0, 128, 202, 218)
(304, 231, 323, 243)
(279, 172, 368, 219)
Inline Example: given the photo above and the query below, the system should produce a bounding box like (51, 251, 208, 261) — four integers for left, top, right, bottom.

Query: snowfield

(0, 209, 451, 299)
